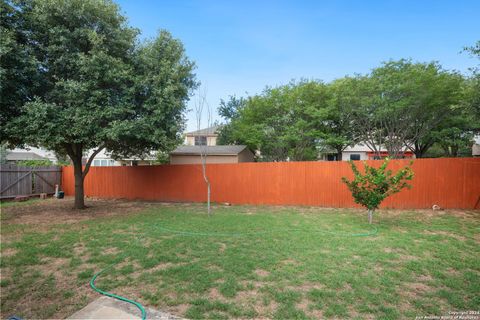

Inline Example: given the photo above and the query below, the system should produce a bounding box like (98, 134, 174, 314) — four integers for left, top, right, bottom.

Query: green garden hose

(89, 222, 378, 320)
(90, 262, 147, 320)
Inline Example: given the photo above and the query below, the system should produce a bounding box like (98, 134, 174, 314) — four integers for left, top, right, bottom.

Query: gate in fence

(0, 164, 62, 199)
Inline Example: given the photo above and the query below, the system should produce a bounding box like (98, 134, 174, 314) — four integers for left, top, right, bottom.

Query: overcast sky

(117, 0, 480, 132)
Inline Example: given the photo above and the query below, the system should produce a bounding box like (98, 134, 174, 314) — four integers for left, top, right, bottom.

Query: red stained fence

(62, 158, 480, 209)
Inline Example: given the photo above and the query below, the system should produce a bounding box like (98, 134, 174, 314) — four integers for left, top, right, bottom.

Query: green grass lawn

(0, 198, 42, 208)
(1, 200, 479, 319)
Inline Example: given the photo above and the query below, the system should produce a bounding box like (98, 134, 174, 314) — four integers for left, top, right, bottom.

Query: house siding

(185, 136, 217, 146)
(170, 155, 239, 165)
(342, 151, 369, 161)
(237, 149, 255, 162)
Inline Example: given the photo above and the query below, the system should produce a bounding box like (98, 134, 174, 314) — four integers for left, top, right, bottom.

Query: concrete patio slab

(68, 296, 183, 320)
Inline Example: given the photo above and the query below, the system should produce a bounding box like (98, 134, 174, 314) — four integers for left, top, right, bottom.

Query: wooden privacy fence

(62, 158, 480, 209)
(1, 164, 62, 199)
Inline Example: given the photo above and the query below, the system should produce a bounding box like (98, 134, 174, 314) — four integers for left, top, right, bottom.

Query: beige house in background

(184, 126, 220, 146)
(473, 135, 480, 157)
(170, 145, 254, 164)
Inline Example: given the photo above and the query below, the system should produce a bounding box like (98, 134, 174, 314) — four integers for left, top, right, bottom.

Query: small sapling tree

(194, 87, 212, 216)
(342, 158, 414, 224)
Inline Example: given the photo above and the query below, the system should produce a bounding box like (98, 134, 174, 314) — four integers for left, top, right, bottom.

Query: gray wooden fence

(0, 164, 62, 199)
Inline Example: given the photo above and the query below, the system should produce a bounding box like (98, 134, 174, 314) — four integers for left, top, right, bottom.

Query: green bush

(17, 160, 54, 167)
(342, 158, 414, 223)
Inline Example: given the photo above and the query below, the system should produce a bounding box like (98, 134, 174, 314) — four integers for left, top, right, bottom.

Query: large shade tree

(343, 60, 465, 158)
(1, 0, 197, 208)
(371, 60, 464, 158)
(464, 41, 480, 123)
(216, 95, 246, 146)
(0, 0, 42, 141)
(218, 81, 332, 161)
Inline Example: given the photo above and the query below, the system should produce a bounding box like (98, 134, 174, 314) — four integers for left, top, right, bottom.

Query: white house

(321, 143, 415, 161)
(87, 149, 156, 166)
(473, 135, 480, 157)
(5, 146, 156, 166)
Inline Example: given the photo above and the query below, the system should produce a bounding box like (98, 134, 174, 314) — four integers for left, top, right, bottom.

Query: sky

(116, 0, 480, 132)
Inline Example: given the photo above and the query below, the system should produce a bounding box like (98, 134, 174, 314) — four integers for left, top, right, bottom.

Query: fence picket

(0, 164, 62, 199)
(61, 158, 480, 209)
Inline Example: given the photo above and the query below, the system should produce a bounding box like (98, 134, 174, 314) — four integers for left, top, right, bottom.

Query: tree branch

(82, 144, 105, 179)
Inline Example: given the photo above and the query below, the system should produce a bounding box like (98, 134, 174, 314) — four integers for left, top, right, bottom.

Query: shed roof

(170, 145, 248, 156)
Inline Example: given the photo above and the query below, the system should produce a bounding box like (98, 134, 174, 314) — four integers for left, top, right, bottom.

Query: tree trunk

(413, 140, 434, 159)
(201, 154, 211, 216)
(72, 157, 85, 209)
(207, 182, 211, 216)
(451, 146, 459, 157)
(413, 141, 423, 158)
(336, 150, 343, 161)
(367, 209, 374, 224)
(66, 144, 104, 210)
(414, 148, 424, 158)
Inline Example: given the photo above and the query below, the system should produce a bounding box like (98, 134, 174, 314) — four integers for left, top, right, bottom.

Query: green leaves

(3, 0, 197, 158)
(342, 158, 414, 211)
(218, 80, 339, 161)
(2, 0, 197, 207)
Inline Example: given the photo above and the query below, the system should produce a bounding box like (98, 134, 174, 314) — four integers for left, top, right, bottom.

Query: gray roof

(186, 125, 220, 136)
(170, 145, 248, 156)
(6, 151, 47, 161)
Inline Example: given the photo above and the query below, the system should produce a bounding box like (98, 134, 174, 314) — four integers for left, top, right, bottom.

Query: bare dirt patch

(296, 298, 310, 313)
(104, 247, 120, 255)
(280, 258, 299, 265)
(422, 230, 468, 241)
(39, 257, 70, 272)
(253, 299, 278, 318)
(255, 269, 270, 277)
(208, 287, 224, 300)
(166, 303, 190, 316)
(235, 289, 259, 301)
(403, 278, 434, 299)
(1, 197, 157, 226)
(148, 262, 176, 272)
(286, 282, 324, 292)
(398, 253, 420, 261)
(417, 274, 433, 282)
(218, 242, 227, 253)
(207, 264, 223, 272)
(1, 248, 17, 257)
(306, 308, 324, 319)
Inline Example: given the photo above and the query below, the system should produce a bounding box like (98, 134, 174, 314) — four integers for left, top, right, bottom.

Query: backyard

(0, 198, 479, 319)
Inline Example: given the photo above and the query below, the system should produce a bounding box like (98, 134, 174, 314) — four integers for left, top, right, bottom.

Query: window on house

(93, 159, 115, 166)
(195, 136, 207, 146)
(350, 154, 361, 161)
(327, 154, 337, 161)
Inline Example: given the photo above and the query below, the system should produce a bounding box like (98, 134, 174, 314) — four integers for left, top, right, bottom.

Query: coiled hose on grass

(90, 223, 378, 320)
(90, 263, 147, 320)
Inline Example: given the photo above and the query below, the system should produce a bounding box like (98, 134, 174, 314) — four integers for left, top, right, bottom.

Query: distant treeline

(218, 51, 480, 161)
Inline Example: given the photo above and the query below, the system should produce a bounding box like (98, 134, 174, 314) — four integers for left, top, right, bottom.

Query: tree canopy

(1, 0, 197, 208)
(219, 81, 331, 161)
(218, 59, 475, 161)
